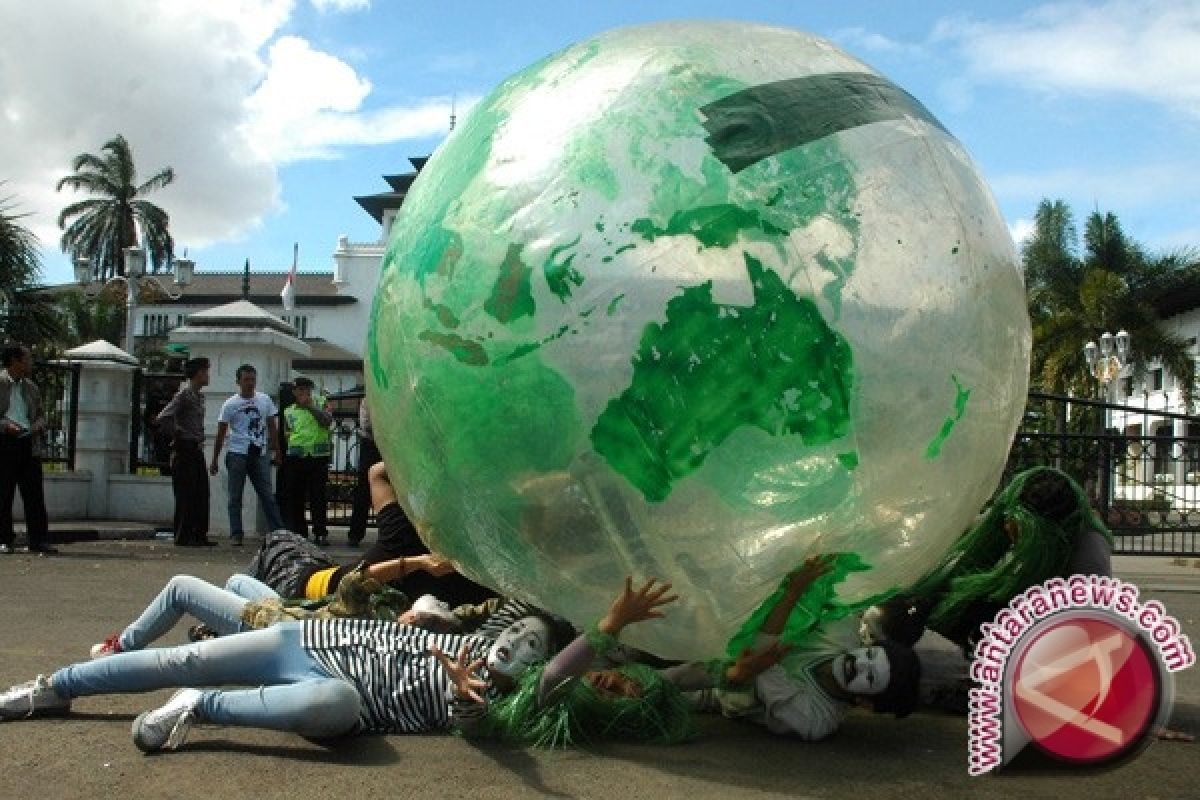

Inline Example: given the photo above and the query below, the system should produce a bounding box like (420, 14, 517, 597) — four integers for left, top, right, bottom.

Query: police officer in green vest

(280, 376, 334, 545)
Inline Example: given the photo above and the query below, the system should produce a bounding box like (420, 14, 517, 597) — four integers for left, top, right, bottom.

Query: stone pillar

(54, 341, 139, 518)
(169, 300, 311, 536)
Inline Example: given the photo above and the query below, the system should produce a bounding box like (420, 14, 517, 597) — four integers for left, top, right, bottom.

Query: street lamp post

(74, 248, 193, 357)
(1084, 329, 1131, 403)
(1083, 330, 1131, 514)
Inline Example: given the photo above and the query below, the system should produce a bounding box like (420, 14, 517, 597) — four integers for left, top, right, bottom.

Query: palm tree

(56, 134, 175, 281)
(1024, 199, 1199, 409)
(0, 187, 63, 347)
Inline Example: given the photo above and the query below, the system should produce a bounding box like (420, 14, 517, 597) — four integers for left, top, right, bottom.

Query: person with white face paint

(702, 556, 922, 741)
(440, 577, 793, 747)
(0, 590, 572, 753)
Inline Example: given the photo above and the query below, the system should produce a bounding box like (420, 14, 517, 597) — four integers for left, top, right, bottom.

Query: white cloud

(0, 0, 450, 256)
(311, 0, 369, 12)
(830, 27, 927, 58)
(1009, 218, 1036, 248)
(933, 0, 1200, 120)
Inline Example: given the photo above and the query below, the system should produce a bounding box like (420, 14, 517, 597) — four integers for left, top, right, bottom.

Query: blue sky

(3, 0, 1197, 285)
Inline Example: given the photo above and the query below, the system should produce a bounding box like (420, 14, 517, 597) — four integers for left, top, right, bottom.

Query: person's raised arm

(304, 393, 334, 427)
(537, 578, 678, 703)
(368, 461, 398, 511)
(760, 555, 834, 637)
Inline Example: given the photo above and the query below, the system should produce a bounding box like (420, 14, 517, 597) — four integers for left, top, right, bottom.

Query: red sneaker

(89, 634, 122, 659)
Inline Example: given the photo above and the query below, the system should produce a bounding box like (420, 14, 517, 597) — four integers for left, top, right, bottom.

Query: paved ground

(0, 539, 1196, 800)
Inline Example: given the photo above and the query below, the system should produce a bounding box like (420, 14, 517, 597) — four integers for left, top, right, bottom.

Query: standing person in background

(209, 365, 286, 546)
(280, 377, 333, 546)
(157, 358, 215, 548)
(0, 344, 55, 555)
(347, 396, 382, 547)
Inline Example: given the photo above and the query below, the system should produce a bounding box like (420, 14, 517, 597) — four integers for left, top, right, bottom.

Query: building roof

(59, 339, 138, 365)
(354, 155, 428, 223)
(186, 300, 298, 335)
(46, 270, 356, 307)
(293, 338, 363, 371)
(354, 191, 408, 224)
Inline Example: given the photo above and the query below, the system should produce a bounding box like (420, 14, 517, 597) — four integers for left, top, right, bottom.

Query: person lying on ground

(0, 579, 582, 753)
(693, 556, 921, 741)
(249, 461, 494, 608)
(438, 577, 788, 747)
(87, 554, 459, 658)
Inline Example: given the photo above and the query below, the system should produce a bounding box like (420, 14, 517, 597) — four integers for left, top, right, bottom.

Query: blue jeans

(52, 623, 361, 738)
(226, 451, 285, 537)
(116, 574, 279, 651)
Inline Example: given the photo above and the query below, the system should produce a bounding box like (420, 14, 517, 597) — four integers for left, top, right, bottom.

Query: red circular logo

(1011, 615, 1159, 764)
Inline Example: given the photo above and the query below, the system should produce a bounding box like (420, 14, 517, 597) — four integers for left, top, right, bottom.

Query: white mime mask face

(832, 646, 891, 696)
(487, 616, 551, 679)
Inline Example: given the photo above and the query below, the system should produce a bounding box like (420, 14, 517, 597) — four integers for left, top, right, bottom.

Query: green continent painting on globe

(591, 253, 854, 503)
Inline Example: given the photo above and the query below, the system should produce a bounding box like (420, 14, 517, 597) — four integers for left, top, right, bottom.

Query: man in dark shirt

(0, 344, 55, 555)
(156, 358, 215, 547)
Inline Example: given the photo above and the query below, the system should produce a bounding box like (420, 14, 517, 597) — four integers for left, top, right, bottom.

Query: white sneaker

(0, 675, 71, 719)
(131, 688, 203, 753)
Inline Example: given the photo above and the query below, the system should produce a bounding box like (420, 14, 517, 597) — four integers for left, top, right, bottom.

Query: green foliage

(1023, 198, 1199, 409)
(57, 134, 175, 281)
(55, 289, 124, 348)
(0, 187, 64, 348)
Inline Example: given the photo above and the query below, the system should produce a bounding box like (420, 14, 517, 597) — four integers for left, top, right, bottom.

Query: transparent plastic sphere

(367, 20, 1030, 659)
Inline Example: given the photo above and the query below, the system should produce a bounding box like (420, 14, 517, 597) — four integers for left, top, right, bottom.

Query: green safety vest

(285, 398, 332, 457)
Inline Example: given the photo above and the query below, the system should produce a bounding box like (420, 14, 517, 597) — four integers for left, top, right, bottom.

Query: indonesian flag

(281, 243, 298, 312)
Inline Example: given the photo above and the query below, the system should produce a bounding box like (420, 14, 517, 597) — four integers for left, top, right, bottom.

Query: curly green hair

(906, 466, 1111, 637)
(471, 662, 697, 748)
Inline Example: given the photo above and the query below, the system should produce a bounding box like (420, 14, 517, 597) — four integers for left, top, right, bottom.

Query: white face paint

(859, 606, 885, 645)
(486, 616, 551, 679)
(831, 646, 891, 696)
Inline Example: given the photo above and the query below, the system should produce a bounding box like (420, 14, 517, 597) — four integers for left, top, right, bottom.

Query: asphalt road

(0, 540, 1196, 800)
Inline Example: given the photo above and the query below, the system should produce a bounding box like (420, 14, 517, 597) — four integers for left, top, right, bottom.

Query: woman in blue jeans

(0, 568, 695, 757)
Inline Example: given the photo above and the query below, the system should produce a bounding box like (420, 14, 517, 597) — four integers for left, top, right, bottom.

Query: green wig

(907, 466, 1111, 635)
(471, 662, 697, 748)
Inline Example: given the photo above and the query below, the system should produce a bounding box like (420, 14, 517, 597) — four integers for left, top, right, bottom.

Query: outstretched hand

(431, 645, 488, 704)
(598, 577, 679, 636)
(726, 640, 791, 685)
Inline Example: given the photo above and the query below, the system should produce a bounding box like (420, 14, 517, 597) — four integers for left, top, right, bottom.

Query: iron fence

(32, 361, 80, 470)
(1007, 391, 1200, 556)
(130, 370, 185, 474)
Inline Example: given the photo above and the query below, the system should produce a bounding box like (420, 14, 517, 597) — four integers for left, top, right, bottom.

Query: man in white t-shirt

(209, 365, 285, 545)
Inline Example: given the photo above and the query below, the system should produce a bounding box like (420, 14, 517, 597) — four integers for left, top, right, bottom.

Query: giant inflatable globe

(367, 21, 1030, 658)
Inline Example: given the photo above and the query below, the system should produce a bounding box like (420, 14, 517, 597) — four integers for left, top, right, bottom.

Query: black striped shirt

(301, 599, 537, 733)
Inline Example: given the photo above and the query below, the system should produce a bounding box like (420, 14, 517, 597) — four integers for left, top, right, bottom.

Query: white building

(1107, 299, 1200, 504)
(60, 155, 426, 396)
